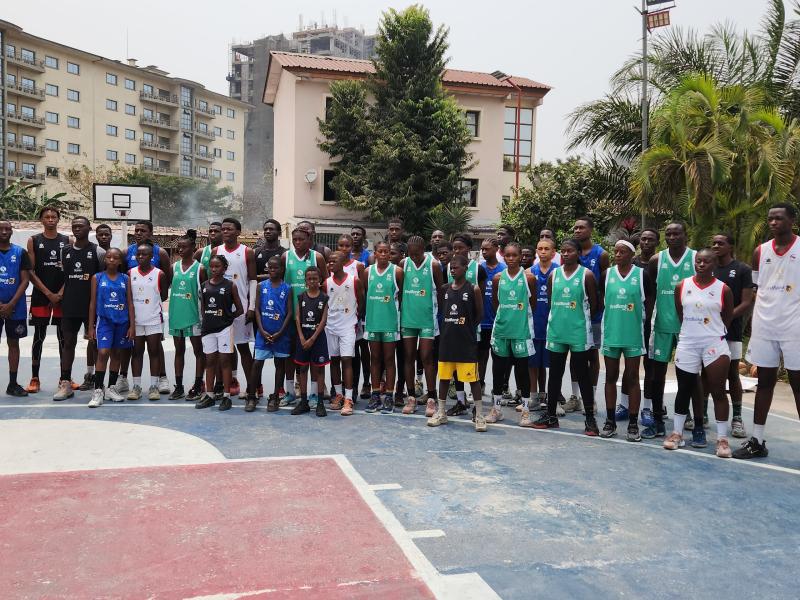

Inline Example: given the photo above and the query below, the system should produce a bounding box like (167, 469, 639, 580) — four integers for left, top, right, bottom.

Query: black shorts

(0, 318, 28, 339)
(478, 328, 492, 351)
(294, 331, 330, 367)
(61, 316, 89, 335)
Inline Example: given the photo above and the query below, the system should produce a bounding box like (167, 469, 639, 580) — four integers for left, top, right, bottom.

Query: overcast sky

(4, 1, 774, 161)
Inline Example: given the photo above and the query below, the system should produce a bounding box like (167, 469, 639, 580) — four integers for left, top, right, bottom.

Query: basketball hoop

(115, 209, 129, 218)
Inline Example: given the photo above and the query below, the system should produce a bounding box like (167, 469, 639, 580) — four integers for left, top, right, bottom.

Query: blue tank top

(531, 263, 557, 340)
(579, 243, 604, 323)
(0, 244, 27, 320)
(255, 280, 291, 350)
(480, 261, 507, 329)
(96, 272, 130, 324)
(126, 243, 161, 270)
(353, 248, 371, 265)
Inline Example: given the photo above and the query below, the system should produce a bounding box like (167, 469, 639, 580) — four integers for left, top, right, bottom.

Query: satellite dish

(304, 169, 318, 184)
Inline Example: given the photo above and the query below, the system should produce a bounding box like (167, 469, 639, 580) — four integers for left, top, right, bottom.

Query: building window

(323, 170, 338, 202)
(125, 104, 136, 116)
(6, 160, 16, 173)
(503, 107, 533, 172)
(106, 150, 118, 162)
(21, 48, 35, 62)
(67, 61, 80, 75)
(226, 171, 235, 181)
(45, 139, 59, 151)
(7, 132, 17, 144)
(125, 129, 136, 140)
(22, 162, 36, 175)
(125, 78, 135, 91)
(143, 83, 154, 95)
(226, 151, 235, 160)
(45, 55, 59, 69)
(46, 166, 59, 177)
(67, 116, 80, 128)
(198, 144, 208, 154)
(226, 108, 235, 118)
(213, 148, 222, 158)
(459, 179, 479, 207)
(181, 134, 192, 154)
(125, 153, 136, 164)
(106, 99, 118, 111)
(213, 126, 222, 137)
(226, 129, 235, 140)
(67, 143, 80, 155)
(6, 73, 16, 86)
(198, 166, 208, 177)
(22, 134, 35, 146)
(143, 108, 154, 120)
(21, 106, 35, 119)
(45, 83, 59, 97)
(465, 110, 479, 137)
(143, 132, 154, 143)
(213, 104, 222, 115)
(143, 156, 153, 167)
(67, 89, 80, 102)
(181, 158, 192, 177)
(21, 77, 36, 92)
(198, 100, 208, 111)
(198, 122, 208, 134)
(180, 110, 192, 130)
(106, 73, 117, 85)
(7, 102, 17, 116)
(45, 111, 59, 124)
(180, 86, 192, 108)
(106, 124, 118, 136)
(212, 169, 221, 179)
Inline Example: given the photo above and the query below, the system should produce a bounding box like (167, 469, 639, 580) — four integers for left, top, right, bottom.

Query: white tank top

(679, 276, 726, 345)
(217, 244, 249, 311)
(325, 272, 358, 336)
(130, 266, 163, 326)
(752, 236, 800, 341)
(343, 259, 362, 280)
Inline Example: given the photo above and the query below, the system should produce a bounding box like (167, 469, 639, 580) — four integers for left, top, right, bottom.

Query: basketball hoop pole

(121, 219, 128, 248)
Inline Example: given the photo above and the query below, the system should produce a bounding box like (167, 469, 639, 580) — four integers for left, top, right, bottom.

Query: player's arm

(87, 275, 98, 340)
(547, 271, 553, 304)
(158, 271, 168, 302)
(295, 302, 306, 345)
(275, 288, 293, 339)
(431, 258, 444, 289)
(355, 275, 365, 318)
(2, 258, 30, 318)
(643, 269, 655, 323)
(674, 281, 684, 323)
(395, 266, 404, 308)
(647, 253, 659, 288)
(198, 264, 207, 284)
(525, 272, 537, 313)
(473, 284, 484, 325)
(597, 269, 606, 313)
(245, 247, 257, 322)
(231, 285, 244, 320)
(126, 277, 136, 340)
(159, 248, 172, 287)
(492, 272, 501, 314)
(478, 264, 488, 295)
(192, 248, 203, 262)
(599, 250, 610, 275)
(315, 251, 329, 278)
(750, 247, 760, 311)
(721, 284, 734, 329)
(585, 271, 598, 319)
(254, 284, 268, 341)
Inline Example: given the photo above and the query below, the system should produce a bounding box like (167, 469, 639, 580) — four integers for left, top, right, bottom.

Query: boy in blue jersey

(479, 238, 505, 396)
(0, 221, 32, 397)
(526, 238, 558, 413)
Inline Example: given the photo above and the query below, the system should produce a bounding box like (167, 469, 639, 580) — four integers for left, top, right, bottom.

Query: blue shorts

(294, 331, 330, 367)
(96, 318, 133, 350)
(528, 339, 549, 368)
(255, 347, 290, 360)
(0, 318, 27, 339)
(255, 328, 291, 360)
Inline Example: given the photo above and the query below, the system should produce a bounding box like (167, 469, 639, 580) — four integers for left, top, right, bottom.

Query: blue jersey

(531, 263, 557, 340)
(579, 243, 604, 323)
(0, 244, 27, 320)
(96, 272, 130, 324)
(255, 280, 291, 350)
(126, 242, 161, 270)
(480, 261, 507, 329)
(353, 248, 371, 265)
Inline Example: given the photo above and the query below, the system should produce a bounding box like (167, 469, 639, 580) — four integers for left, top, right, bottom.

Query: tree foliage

(0, 182, 82, 221)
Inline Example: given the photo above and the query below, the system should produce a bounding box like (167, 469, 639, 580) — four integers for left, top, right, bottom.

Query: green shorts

(365, 330, 400, 343)
(492, 337, 533, 358)
(169, 324, 201, 338)
(649, 330, 678, 363)
(601, 345, 645, 359)
(546, 340, 590, 354)
(401, 326, 436, 340)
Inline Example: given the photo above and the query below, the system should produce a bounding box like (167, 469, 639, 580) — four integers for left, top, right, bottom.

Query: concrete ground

(0, 328, 798, 599)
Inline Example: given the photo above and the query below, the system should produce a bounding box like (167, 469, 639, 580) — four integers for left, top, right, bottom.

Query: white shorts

(327, 328, 357, 357)
(232, 313, 254, 345)
(746, 337, 800, 371)
(136, 324, 163, 337)
(202, 327, 234, 354)
(674, 338, 730, 374)
(727, 340, 743, 361)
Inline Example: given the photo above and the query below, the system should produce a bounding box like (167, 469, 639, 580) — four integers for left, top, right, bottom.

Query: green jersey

(401, 253, 437, 329)
(547, 265, 591, 347)
(493, 268, 532, 340)
(653, 248, 695, 333)
(602, 265, 645, 348)
(448, 259, 479, 285)
(169, 260, 201, 329)
(365, 264, 400, 333)
(200, 245, 214, 273)
(285, 248, 318, 309)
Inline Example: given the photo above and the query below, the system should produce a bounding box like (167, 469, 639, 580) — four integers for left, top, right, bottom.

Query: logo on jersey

(110, 292, 118, 299)
(787, 284, 794, 293)
(626, 303, 634, 311)
(509, 290, 516, 298)
(0, 266, 6, 273)
(50, 250, 56, 257)
(75, 262, 81, 269)
(209, 297, 216, 305)
(569, 301, 577, 309)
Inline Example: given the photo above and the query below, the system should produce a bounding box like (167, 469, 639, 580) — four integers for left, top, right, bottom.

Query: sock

(232, 370, 238, 380)
(522, 395, 530, 409)
(194, 376, 203, 387)
(109, 372, 119, 386)
(87, 366, 95, 375)
(629, 414, 638, 427)
(345, 388, 353, 400)
(32, 364, 40, 378)
(716, 420, 729, 440)
(438, 397, 446, 414)
(456, 390, 466, 404)
(94, 371, 105, 389)
(284, 377, 293, 392)
(571, 382, 580, 397)
(673, 413, 687, 434)
(175, 376, 183, 387)
(493, 394, 502, 408)
(642, 397, 653, 410)
(133, 377, 141, 387)
(753, 424, 765, 444)
(474, 395, 483, 417)
(310, 382, 318, 397)
(150, 376, 159, 387)
(9, 372, 17, 386)
(620, 393, 629, 408)
(332, 384, 340, 396)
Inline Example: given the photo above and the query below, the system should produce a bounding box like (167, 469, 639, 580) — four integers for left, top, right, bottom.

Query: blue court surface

(1, 340, 798, 599)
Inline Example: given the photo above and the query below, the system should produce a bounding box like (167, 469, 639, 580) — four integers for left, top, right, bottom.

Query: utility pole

(641, 0, 649, 230)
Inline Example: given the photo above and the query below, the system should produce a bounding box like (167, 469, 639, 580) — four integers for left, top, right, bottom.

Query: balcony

(4, 82, 45, 101)
(194, 150, 214, 161)
(142, 163, 179, 176)
(139, 115, 179, 131)
(5, 52, 45, 73)
(193, 127, 216, 140)
(139, 91, 178, 107)
(6, 140, 46, 156)
(194, 170, 211, 181)
(5, 111, 46, 129)
(7, 170, 45, 183)
(139, 140, 179, 154)
(193, 103, 216, 118)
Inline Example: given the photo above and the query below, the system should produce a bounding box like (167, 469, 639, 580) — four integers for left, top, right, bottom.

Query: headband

(615, 240, 636, 253)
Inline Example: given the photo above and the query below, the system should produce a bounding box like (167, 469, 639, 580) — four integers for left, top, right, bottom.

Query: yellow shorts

(437, 361, 479, 383)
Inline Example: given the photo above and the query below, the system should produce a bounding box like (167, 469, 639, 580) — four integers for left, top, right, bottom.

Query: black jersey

(30, 232, 69, 306)
(438, 282, 479, 363)
(61, 243, 100, 318)
(298, 291, 328, 336)
(255, 245, 286, 278)
(713, 259, 753, 342)
(201, 279, 235, 335)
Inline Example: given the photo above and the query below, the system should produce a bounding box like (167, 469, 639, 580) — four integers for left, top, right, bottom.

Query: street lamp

(491, 70, 523, 195)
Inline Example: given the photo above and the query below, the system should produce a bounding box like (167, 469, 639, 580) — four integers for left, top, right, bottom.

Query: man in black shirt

(711, 233, 754, 438)
(254, 219, 286, 281)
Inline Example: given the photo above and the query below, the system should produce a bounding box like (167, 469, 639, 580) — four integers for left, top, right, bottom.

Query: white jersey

(752, 236, 800, 341)
(325, 273, 358, 336)
(678, 276, 726, 346)
(343, 259, 362, 280)
(217, 243, 249, 311)
(130, 266, 163, 326)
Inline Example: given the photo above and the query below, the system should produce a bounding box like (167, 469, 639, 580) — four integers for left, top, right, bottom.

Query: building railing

(5, 51, 46, 72)
(193, 127, 216, 139)
(5, 111, 46, 127)
(139, 140, 178, 153)
(7, 170, 45, 181)
(142, 163, 178, 175)
(6, 140, 46, 155)
(139, 91, 179, 106)
(4, 81, 46, 100)
(194, 150, 214, 161)
(139, 115, 179, 130)
(194, 103, 217, 118)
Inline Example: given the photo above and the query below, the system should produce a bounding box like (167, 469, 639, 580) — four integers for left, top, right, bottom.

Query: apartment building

(262, 51, 551, 235)
(0, 19, 249, 203)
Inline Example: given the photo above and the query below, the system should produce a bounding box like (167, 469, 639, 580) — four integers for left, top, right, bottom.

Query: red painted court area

(0, 458, 435, 599)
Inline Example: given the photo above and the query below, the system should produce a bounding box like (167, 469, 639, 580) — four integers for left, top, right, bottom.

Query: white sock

(571, 381, 580, 397)
(456, 391, 466, 403)
(642, 397, 653, 410)
(87, 366, 95, 375)
(493, 394, 502, 408)
(133, 377, 141, 387)
(345, 388, 353, 400)
(232, 370, 238, 379)
(332, 384, 340, 396)
(620, 393, 629, 409)
(151, 376, 159, 387)
(753, 424, 765, 443)
(522, 395, 530, 409)
(284, 378, 293, 392)
(438, 397, 446, 413)
(310, 382, 318, 397)
(673, 413, 687, 434)
(716, 420, 729, 440)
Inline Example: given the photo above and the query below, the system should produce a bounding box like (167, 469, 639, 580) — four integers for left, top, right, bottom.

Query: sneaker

(229, 378, 241, 397)
(731, 417, 747, 439)
(626, 423, 642, 442)
(365, 394, 382, 413)
(642, 421, 666, 439)
(446, 402, 468, 417)
(278, 387, 287, 401)
(116, 378, 130, 395)
(425, 398, 436, 418)
(88, 388, 104, 408)
(402, 396, 417, 414)
(186, 382, 204, 401)
(380, 395, 394, 413)
(519, 409, 533, 428)
(291, 399, 310, 415)
(169, 386, 185, 400)
(126, 384, 142, 401)
(584, 416, 600, 436)
(158, 376, 170, 394)
(614, 405, 629, 421)
(279, 391, 296, 407)
(244, 395, 258, 412)
(427, 411, 448, 427)
(640, 408, 655, 428)
(501, 386, 512, 404)
(600, 419, 617, 438)
(340, 397, 354, 416)
(53, 380, 74, 401)
(360, 382, 371, 399)
(564, 395, 581, 413)
(703, 415, 709, 430)
(316, 400, 327, 417)
(684, 415, 695, 431)
(6, 383, 28, 397)
(414, 379, 424, 398)
(485, 407, 504, 423)
(267, 394, 280, 412)
(148, 385, 160, 401)
(308, 394, 319, 409)
(532, 414, 559, 429)
(25, 377, 40, 393)
(690, 427, 707, 448)
(732, 437, 769, 460)
(330, 393, 344, 411)
(663, 432, 685, 450)
(716, 438, 732, 458)
(394, 392, 406, 407)
(515, 403, 523, 413)
(78, 373, 94, 391)
(475, 414, 488, 432)
(257, 385, 264, 398)
(218, 395, 233, 411)
(70, 380, 80, 391)
(555, 403, 566, 417)
(195, 393, 216, 409)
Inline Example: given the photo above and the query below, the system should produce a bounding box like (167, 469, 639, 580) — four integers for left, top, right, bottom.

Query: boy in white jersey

(337, 234, 370, 401)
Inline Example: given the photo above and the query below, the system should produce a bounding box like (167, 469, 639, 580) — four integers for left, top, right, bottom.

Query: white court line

(369, 483, 403, 491)
(408, 530, 446, 539)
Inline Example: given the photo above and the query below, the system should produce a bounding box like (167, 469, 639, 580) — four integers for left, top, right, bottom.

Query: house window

(180, 110, 192, 130)
(213, 148, 222, 158)
(143, 108, 154, 119)
(106, 73, 117, 85)
(125, 129, 136, 140)
(6, 74, 15, 86)
(106, 124, 118, 136)
(226, 171, 235, 181)
(323, 170, 338, 202)
(199, 144, 208, 154)
(198, 100, 208, 111)
(67, 116, 80, 128)
(106, 150, 118, 161)
(21, 106, 35, 119)
(22, 162, 36, 175)
(46, 166, 59, 177)
(45, 55, 59, 69)
(143, 84, 154, 95)
(45, 83, 59, 97)
(181, 134, 192, 154)
(198, 166, 208, 177)
(125, 153, 136, 164)
(226, 151, 235, 160)
(198, 122, 208, 134)
(106, 99, 118, 111)
(143, 132, 154, 143)
(67, 61, 80, 75)
(226, 108, 235, 118)
(7, 102, 17, 115)
(226, 129, 235, 140)
(6, 160, 16, 173)
(68, 143, 80, 155)
(21, 77, 36, 91)
(67, 89, 80, 102)
(465, 110, 479, 137)
(20, 48, 35, 62)
(45, 111, 59, 124)
(143, 156, 153, 167)
(46, 139, 59, 151)
(459, 179, 479, 208)
(181, 158, 192, 177)
(125, 104, 136, 115)
(22, 134, 35, 146)
(125, 78, 135, 91)
(503, 107, 533, 171)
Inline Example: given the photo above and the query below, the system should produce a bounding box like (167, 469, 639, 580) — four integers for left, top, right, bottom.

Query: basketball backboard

(93, 183, 151, 221)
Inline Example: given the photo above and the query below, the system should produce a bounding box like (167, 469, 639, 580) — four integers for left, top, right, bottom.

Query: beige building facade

(0, 19, 249, 205)
(263, 51, 550, 236)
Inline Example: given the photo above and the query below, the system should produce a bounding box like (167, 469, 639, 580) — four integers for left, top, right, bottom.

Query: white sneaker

(425, 398, 436, 417)
(564, 395, 581, 413)
(519, 409, 533, 427)
(158, 376, 170, 394)
(148, 385, 160, 401)
(485, 407, 504, 423)
(427, 411, 448, 427)
(555, 403, 566, 417)
(127, 384, 142, 401)
(116, 378, 130, 395)
(53, 380, 74, 401)
(474, 414, 487, 432)
(88, 388, 104, 408)
(107, 384, 125, 402)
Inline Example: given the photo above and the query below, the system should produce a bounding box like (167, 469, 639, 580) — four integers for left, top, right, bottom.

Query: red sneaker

(229, 378, 241, 397)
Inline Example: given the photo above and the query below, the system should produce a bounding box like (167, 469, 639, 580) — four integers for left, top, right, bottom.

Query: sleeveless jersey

(31, 232, 69, 306)
(61, 243, 100, 318)
(353, 248, 371, 265)
(343, 259, 361, 280)
(532, 263, 557, 341)
(547, 266, 591, 348)
(325, 273, 358, 336)
(200, 245, 215, 273)
(679, 277, 726, 344)
(480, 261, 506, 329)
(752, 236, 800, 341)
(255, 280, 291, 349)
(298, 291, 328, 337)
(365, 264, 400, 334)
(601, 265, 645, 349)
(439, 282, 479, 362)
(285, 248, 318, 309)
(579, 243, 604, 323)
(401, 254, 437, 329)
(217, 244, 249, 312)
(255, 245, 285, 279)
(95, 272, 130, 324)
(0, 244, 27, 320)
(130, 266, 163, 326)
(447, 259, 480, 285)
(126, 242, 161, 270)
(201, 278, 235, 335)
(169, 260, 201, 330)
(653, 248, 696, 333)
(493, 269, 532, 340)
